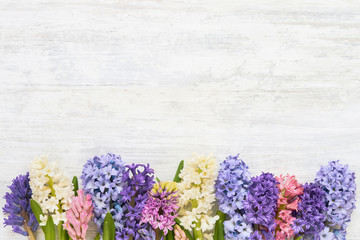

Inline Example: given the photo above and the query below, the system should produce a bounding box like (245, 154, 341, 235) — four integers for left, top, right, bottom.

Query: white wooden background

(0, 0, 359, 239)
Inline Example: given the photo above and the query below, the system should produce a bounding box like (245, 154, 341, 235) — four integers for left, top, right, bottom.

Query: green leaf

(215, 211, 226, 240)
(30, 199, 46, 233)
(213, 219, 219, 240)
(58, 221, 69, 240)
(103, 218, 109, 240)
(103, 212, 115, 240)
(174, 218, 194, 240)
(173, 160, 184, 183)
(156, 177, 161, 183)
(72, 176, 79, 196)
(44, 215, 56, 240)
(94, 233, 100, 240)
(166, 229, 174, 240)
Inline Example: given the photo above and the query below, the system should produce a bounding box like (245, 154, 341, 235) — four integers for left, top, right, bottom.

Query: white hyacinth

(178, 155, 219, 240)
(29, 156, 73, 226)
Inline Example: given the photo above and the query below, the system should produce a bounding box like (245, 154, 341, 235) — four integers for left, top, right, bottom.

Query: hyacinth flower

(177, 155, 219, 240)
(315, 160, 356, 239)
(292, 182, 327, 240)
(215, 154, 252, 240)
(274, 174, 303, 240)
(141, 181, 180, 240)
(63, 189, 93, 240)
(3, 173, 39, 240)
(174, 225, 189, 240)
(118, 163, 155, 240)
(81, 153, 126, 234)
(243, 173, 279, 240)
(29, 156, 74, 240)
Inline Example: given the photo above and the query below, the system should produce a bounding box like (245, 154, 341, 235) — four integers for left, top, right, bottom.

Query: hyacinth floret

(178, 155, 219, 240)
(292, 182, 327, 240)
(243, 172, 279, 240)
(63, 189, 93, 240)
(81, 153, 126, 233)
(118, 163, 155, 240)
(274, 174, 304, 240)
(141, 181, 179, 235)
(3, 173, 38, 239)
(315, 160, 356, 239)
(29, 156, 74, 226)
(215, 154, 252, 240)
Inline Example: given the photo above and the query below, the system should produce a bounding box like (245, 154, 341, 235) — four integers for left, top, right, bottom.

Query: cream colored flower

(39, 214, 48, 226)
(52, 211, 67, 225)
(178, 154, 218, 236)
(29, 156, 73, 226)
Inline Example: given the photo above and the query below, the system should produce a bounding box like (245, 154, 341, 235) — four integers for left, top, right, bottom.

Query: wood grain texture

(0, 0, 359, 239)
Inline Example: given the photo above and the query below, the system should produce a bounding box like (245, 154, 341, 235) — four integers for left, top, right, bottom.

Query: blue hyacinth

(81, 153, 126, 233)
(215, 154, 253, 240)
(315, 160, 356, 240)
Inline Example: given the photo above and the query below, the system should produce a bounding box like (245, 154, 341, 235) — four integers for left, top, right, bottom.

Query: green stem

(193, 220, 202, 240)
(46, 175, 56, 196)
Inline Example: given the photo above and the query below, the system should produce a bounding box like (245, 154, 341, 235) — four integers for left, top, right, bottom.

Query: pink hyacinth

(63, 189, 93, 240)
(141, 182, 179, 236)
(275, 174, 304, 240)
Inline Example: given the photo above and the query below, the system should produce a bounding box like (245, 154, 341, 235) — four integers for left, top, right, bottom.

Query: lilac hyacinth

(3, 173, 38, 239)
(215, 154, 253, 240)
(292, 183, 327, 239)
(243, 173, 279, 240)
(117, 163, 155, 240)
(315, 160, 356, 239)
(141, 182, 179, 236)
(81, 153, 126, 233)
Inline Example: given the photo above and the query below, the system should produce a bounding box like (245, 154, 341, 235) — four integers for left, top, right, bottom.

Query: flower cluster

(178, 155, 219, 240)
(29, 156, 73, 225)
(141, 181, 180, 235)
(274, 174, 303, 239)
(243, 173, 279, 240)
(63, 189, 93, 240)
(292, 182, 327, 239)
(215, 154, 252, 240)
(118, 163, 155, 240)
(3, 173, 38, 239)
(2, 155, 358, 240)
(81, 153, 126, 233)
(315, 160, 356, 239)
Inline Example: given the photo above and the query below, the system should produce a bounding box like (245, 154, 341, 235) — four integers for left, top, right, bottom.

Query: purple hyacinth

(117, 163, 155, 240)
(3, 173, 38, 239)
(243, 173, 279, 240)
(215, 154, 253, 240)
(292, 182, 327, 239)
(81, 153, 126, 233)
(315, 160, 356, 239)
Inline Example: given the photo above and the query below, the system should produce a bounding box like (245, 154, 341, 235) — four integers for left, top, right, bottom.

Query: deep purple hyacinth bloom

(3, 173, 38, 238)
(81, 153, 126, 233)
(243, 173, 279, 240)
(117, 163, 155, 240)
(215, 154, 253, 240)
(292, 182, 327, 239)
(250, 230, 263, 240)
(315, 160, 356, 239)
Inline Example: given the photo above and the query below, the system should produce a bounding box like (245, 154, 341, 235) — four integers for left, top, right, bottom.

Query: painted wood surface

(0, 0, 359, 239)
